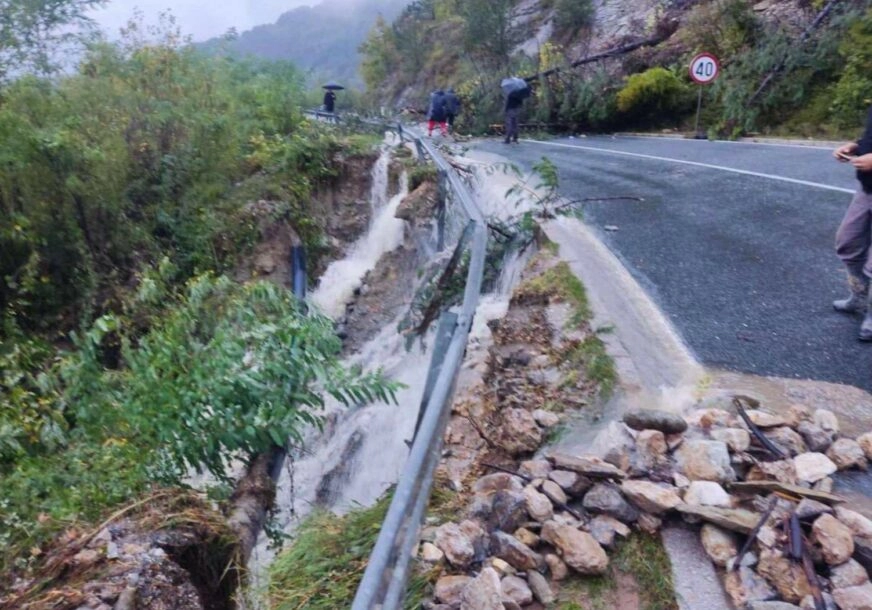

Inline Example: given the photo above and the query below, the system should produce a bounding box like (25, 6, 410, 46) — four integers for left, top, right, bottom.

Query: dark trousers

(504, 107, 520, 142)
(836, 188, 872, 278)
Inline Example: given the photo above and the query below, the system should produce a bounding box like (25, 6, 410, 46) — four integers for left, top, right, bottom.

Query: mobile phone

(837, 151, 855, 161)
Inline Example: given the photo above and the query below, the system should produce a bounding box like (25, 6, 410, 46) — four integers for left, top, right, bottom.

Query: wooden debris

(728, 481, 845, 505)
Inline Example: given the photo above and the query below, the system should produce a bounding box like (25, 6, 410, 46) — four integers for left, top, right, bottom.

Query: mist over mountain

(201, 0, 409, 87)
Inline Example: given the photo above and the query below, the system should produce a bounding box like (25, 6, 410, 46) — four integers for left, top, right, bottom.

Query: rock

(500, 575, 533, 606)
(797, 422, 833, 453)
(525, 486, 554, 522)
(814, 410, 840, 435)
(488, 557, 514, 576)
(489, 490, 528, 533)
(758, 549, 814, 603)
(745, 410, 787, 428)
(748, 603, 803, 610)
(474, 473, 525, 495)
(498, 408, 543, 456)
(532, 409, 560, 428)
(673, 472, 691, 488)
(800, 593, 838, 610)
(747, 460, 798, 485)
(684, 481, 732, 507)
(827, 438, 868, 470)
(834, 507, 872, 541)
(435, 575, 472, 605)
(514, 527, 539, 548)
(636, 429, 668, 456)
(548, 470, 592, 496)
(675, 505, 760, 534)
(793, 453, 838, 483)
(549, 453, 627, 479)
(691, 407, 738, 428)
(541, 480, 568, 507)
(725, 565, 778, 607)
(420, 542, 444, 563)
(833, 583, 872, 610)
(856, 432, 872, 460)
(727, 551, 759, 571)
(674, 440, 735, 482)
(460, 567, 502, 610)
(541, 521, 609, 575)
(623, 409, 688, 434)
(757, 525, 780, 548)
(620, 480, 683, 514)
(490, 532, 543, 571)
(527, 570, 555, 605)
(830, 559, 870, 589)
(636, 512, 663, 534)
(589, 515, 631, 547)
(763, 427, 808, 457)
(711, 428, 751, 452)
(435, 522, 475, 568)
(812, 514, 854, 565)
(519, 460, 552, 480)
(545, 553, 569, 581)
(786, 404, 813, 427)
(583, 483, 638, 523)
(815, 477, 835, 493)
(795, 498, 833, 520)
(700, 524, 738, 567)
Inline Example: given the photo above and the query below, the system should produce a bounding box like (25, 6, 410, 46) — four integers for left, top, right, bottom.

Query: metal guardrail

(349, 124, 488, 609)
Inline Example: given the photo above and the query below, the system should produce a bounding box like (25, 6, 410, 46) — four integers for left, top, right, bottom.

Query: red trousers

(428, 119, 447, 136)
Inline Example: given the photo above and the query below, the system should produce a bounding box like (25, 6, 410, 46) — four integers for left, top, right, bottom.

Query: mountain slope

(202, 0, 408, 86)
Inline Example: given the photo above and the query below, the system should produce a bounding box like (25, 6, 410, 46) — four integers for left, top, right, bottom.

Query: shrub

(554, 0, 595, 36)
(616, 67, 691, 124)
(830, 9, 872, 129)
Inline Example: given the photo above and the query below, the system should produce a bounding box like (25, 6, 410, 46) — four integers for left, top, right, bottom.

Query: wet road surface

(474, 135, 871, 392)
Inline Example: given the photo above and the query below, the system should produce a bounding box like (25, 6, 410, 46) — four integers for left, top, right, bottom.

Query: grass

(556, 534, 677, 610)
(519, 259, 617, 399)
(267, 492, 436, 610)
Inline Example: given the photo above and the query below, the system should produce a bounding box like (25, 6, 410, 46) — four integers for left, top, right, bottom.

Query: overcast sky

(89, 0, 320, 42)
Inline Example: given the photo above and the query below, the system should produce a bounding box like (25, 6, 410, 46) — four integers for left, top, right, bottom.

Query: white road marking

(524, 139, 856, 194)
(613, 134, 836, 151)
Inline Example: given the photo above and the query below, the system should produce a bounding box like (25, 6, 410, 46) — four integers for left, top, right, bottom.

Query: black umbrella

(322, 82, 345, 90)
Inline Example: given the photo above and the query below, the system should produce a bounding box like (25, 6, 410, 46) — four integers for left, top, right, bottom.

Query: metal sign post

(689, 52, 720, 139)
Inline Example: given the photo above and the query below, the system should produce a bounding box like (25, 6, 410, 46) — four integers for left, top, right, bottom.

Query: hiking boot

(834, 268, 869, 314)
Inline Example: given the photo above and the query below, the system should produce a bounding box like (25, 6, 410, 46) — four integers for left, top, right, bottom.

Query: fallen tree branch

(728, 481, 844, 505)
(733, 396, 787, 460)
(731, 497, 777, 571)
(523, 35, 669, 82)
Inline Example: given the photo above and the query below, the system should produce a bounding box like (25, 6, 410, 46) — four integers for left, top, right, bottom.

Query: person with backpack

(427, 89, 448, 137)
(445, 88, 461, 132)
(502, 79, 530, 144)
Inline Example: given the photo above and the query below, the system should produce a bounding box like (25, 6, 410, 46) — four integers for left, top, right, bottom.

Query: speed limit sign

(689, 53, 720, 85)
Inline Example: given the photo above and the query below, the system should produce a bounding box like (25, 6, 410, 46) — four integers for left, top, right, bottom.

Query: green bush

(554, 0, 595, 35)
(616, 67, 691, 124)
(830, 9, 872, 129)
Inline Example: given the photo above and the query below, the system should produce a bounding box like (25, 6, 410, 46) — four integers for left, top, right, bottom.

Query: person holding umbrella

(501, 77, 531, 144)
(322, 82, 344, 115)
(427, 89, 448, 137)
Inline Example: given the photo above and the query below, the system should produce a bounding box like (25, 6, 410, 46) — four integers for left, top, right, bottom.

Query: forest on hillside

(0, 1, 397, 598)
(360, 0, 872, 138)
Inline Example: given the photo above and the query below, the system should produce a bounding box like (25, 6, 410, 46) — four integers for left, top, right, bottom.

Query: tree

(0, 0, 105, 81)
(460, 0, 524, 68)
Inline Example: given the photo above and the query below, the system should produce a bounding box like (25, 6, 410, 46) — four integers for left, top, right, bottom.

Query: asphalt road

(474, 135, 872, 392)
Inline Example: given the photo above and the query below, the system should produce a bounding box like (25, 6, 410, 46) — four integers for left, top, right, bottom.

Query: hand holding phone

(837, 151, 855, 161)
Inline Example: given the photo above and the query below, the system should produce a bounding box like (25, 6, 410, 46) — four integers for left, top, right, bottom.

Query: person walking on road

(833, 103, 872, 341)
(445, 88, 461, 132)
(323, 90, 336, 114)
(502, 78, 530, 144)
(427, 89, 448, 137)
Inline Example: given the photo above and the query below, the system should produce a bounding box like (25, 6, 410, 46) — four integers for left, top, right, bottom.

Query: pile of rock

(419, 403, 872, 610)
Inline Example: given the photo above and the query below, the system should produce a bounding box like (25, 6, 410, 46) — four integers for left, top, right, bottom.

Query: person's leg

(428, 119, 435, 136)
(503, 111, 511, 143)
(508, 108, 520, 142)
(835, 190, 872, 312)
(440, 120, 448, 136)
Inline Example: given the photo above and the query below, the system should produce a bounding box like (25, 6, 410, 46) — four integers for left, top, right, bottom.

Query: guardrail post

(436, 169, 448, 251)
(414, 138, 426, 162)
(411, 311, 457, 443)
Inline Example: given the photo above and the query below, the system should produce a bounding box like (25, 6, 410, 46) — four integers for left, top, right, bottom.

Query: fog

(89, 0, 322, 41)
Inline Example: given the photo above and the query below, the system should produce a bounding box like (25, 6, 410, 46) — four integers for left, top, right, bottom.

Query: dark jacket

(445, 90, 461, 115)
(323, 91, 336, 113)
(504, 86, 528, 112)
(856, 105, 872, 193)
(428, 90, 448, 122)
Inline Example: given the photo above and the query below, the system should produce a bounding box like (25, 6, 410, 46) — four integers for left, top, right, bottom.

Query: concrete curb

(613, 131, 845, 148)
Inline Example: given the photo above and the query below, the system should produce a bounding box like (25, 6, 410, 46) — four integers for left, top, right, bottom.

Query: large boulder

(549, 453, 627, 479)
(674, 440, 735, 482)
(620, 480, 683, 514)
(623, 409, 688, 434)
(684, 481, 732, 507)
(540, 521, 609, 575)
(500, 575, 533, 607)
(793, 453, 837, 483)
(811, 514, 854, 566)
(833, 583, 872, 610)
(830, 559, 870, 589)
(835, 507, 872, 541)
(524, 486, 554, 522)
(497, 408, 543, 456)
(490, 531, 543, 571)
(701, 524, 738, 567)
(797, 422, 833, 453)
(711, 428, 751, 452)
(583, 483, 639, 523)
(435, 522, 475, 568)
(460, 567, 502, 610)
(827, 438, 868, 470)
(758, 550, 813, 603)
(435, 575, 472, 606)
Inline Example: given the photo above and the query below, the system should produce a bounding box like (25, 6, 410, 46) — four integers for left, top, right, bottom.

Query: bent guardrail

(350, 125, 488, 609)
